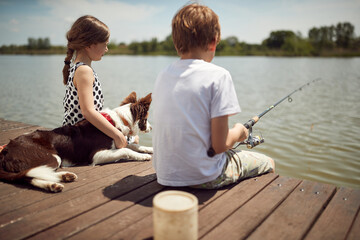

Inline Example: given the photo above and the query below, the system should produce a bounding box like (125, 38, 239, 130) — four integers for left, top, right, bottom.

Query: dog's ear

(129, 93, 152, 122)
(139, 93, 152, 108)
(120, 92, 137, 106)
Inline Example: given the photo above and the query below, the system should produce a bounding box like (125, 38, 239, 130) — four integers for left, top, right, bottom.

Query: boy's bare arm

(210, 116, 248, 154)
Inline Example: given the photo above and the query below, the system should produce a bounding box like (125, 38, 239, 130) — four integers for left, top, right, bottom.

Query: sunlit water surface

(0, 55, 359, 188)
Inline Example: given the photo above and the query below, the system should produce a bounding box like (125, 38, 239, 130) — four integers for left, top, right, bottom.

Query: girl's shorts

(192, 150, 274, 189)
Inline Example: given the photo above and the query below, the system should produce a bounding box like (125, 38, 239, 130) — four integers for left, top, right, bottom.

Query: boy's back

(152, 59, 240, 186)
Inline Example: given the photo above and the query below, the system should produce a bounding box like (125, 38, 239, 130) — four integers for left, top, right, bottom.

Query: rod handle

(244, 116, 259, 129)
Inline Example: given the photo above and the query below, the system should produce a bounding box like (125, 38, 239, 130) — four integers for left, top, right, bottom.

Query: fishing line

(255, 102, 285, 146)
(257, 86, 297, 145)
(207, 78, 321, 157)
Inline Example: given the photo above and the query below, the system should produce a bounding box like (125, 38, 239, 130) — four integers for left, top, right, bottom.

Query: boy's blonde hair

(172, 3, 221, 54)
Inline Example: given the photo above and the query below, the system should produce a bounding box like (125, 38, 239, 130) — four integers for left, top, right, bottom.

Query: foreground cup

(153, 190, 198, 240)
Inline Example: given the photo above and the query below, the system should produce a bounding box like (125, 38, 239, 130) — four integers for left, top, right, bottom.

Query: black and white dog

(0, 92, 153, 192)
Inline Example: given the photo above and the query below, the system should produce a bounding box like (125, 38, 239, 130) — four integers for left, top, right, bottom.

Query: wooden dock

(0, 118, 359, 240)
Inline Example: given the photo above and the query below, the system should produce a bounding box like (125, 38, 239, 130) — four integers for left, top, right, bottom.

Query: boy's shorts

(191, 150, 274, 189)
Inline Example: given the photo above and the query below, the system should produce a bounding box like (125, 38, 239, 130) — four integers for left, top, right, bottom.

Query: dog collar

(100, 112, 115, 127)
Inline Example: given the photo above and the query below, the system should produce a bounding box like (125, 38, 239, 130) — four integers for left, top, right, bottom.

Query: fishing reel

(235, 127, 265, 149)
(207, 126, 265, 157)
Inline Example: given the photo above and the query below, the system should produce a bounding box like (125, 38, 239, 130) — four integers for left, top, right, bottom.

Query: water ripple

(1, 55, 359, 188)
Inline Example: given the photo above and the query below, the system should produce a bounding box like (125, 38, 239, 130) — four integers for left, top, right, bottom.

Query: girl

(62, 15, 127, 149)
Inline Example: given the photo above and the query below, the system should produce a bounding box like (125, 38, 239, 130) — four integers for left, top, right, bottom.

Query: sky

(0, 0, 359, 46)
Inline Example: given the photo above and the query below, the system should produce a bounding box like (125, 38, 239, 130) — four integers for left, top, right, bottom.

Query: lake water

(0, 55, 359, 189)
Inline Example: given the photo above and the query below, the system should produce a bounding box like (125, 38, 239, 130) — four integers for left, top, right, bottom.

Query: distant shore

(1, 48, 359, 57)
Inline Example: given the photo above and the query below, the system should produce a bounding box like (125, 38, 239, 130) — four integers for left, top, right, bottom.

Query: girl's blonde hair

(172, 3, 221, 54)
(62, 15, 110, 85)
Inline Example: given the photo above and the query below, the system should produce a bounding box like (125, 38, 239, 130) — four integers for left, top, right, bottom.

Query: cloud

(9, 19, 19, 32)
(35, 0, 165, 44)
(38, 0, 163, 25)
(0, 0, 167, 45)
(212, 0, 360, 43)
(0, 0, 359, 46)
(10, 19, 19, 25)
(40, 0, 161, 20)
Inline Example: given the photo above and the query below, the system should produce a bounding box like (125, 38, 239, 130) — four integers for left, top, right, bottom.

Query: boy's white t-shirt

(152, 59, 241, 186)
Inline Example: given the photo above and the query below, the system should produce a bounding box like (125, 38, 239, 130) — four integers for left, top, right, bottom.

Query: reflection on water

(0, 55, 359, 188)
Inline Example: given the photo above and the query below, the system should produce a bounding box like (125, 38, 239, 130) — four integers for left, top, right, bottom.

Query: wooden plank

(107, 186, 231, 240)
(247, 180, 337, 240)
(0, 164, 111, 214)
(109, 213, 154, 240)
(198, 173, 278, 238)
(29, 178, 164, 240)
(0, 182, 33, 200)
(68, 184, 227, 240)
(0, 126, 47, 145)
(0, 160, 142, 212)
(304, 187, 360, 240)
(0, 118, 38, 132)
(0, 161, 146, 224)
(108, 174, 279, 240)
(68, 192, 156, 240)
(0, 162, 154, 240)
(0, 165, 95, 200)
(202, 176, 302, 239)
(347, 207, 360, 240)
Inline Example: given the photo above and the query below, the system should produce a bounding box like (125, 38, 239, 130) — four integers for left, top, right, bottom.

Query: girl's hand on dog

(114, 131, 128, 149)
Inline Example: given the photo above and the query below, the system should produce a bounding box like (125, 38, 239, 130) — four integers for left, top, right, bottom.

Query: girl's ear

(85, 44, 94, 51)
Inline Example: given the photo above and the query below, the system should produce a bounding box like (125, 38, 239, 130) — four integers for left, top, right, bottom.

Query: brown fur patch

(120, 92, 137, 106)
(130, 93, 152, 131)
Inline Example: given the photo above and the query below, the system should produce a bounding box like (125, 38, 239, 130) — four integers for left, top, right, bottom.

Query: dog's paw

(138, 146, 153, 154)
(127, 144, 153, 154)
(48, 183, 64, 193)
(61, 172, 78, 182)
(138, 153, 152, 161)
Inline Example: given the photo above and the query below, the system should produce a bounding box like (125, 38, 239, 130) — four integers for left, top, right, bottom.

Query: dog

(0, 92, 153, 192)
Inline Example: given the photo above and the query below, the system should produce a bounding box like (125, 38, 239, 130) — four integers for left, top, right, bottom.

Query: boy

(152, 3, 274, 189)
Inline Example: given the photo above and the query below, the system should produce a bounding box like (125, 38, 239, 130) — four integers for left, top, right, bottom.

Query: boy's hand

(234, 123, 249, 142)
(210, 117, 250, 154)
(243, 125, 250, 140)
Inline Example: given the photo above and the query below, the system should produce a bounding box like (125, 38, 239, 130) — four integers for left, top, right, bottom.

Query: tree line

(262, 22, 359, 56)
(1, 22, 359, 56)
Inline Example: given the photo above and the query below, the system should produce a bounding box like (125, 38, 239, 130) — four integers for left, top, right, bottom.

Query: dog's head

(118, 92, 152, 135)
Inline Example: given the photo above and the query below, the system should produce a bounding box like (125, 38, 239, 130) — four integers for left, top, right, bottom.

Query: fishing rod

(207, 78, 321, 157)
